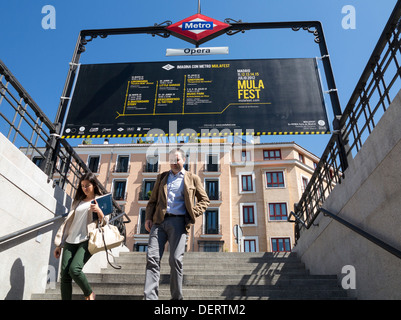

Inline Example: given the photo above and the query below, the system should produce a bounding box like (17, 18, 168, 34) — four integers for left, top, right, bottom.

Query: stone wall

(0, 133, 70, 299)
(294, 91, 401, 299)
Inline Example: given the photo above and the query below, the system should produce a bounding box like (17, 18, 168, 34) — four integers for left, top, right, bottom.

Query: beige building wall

(46, 140, 319, 253)
(231, 143, 318, 252)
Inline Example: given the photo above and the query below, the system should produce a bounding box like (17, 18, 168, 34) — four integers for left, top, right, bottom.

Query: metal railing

(198, 241, 224, 252)
(0, 58, 85, 198)
(196, 224, 223, 236)
(319, 208, 401, 260)
(0, 59, 129, 245)
(289, 1, 401, 236)
(0, 215, 64, 245)
(207, 191, 222, 201)
(143, 163, 160, 173)
(202, 163, 221, 173)
(112, 164, 131, 174)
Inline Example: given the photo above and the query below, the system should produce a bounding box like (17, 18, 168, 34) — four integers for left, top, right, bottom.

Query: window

(241, 150, 251, 161)
(145, 156, 158, 172)
(198, 241, 223, 252)
(32, 156, 43, 168)
(241, 174, 253, 192)
(302, 177, 309, 193)
(58, 157, 67, 174)
(266, 171, 285, 188)
(183, 153, 190, 171)
(243, 205, 255, 224)
(116, 155, 129, 172)
(240, 203, 257, 226)
(269, 203, 288, 221)
(263, 149, 281, 160)
(135, 243, 148, 252)
(244, 239, 257, 252)
(299, 153, 305, 164)
(206, 154, 219, 172)
(88, 155, 100, 173)
(113, 180, 127, 200)
(204, 209, 219, 234)
(202, 243, 219, 252)
(205, 179, 219, 200)
(271, 238, 291, 252)
(142, 179, 156, 200)
(138, 208, 149, 234)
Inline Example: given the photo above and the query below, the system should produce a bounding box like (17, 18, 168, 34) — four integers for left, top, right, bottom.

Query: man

(144, 148, 210, 300)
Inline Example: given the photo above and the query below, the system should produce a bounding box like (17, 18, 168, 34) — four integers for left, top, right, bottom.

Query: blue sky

(0, 0, 397, 157)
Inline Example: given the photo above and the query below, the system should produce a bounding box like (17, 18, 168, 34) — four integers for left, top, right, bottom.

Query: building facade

(40, 140, 319, 253)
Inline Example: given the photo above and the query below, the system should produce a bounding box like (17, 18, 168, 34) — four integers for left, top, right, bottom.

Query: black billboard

(61, 58, 330, 139)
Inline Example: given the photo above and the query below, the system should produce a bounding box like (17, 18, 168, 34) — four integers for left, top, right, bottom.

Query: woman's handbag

(88, 221, 124, 269)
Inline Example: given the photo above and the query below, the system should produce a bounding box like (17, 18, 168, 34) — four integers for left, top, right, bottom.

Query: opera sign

(166, 13, 231, 45)
(166, 47, 229, 56)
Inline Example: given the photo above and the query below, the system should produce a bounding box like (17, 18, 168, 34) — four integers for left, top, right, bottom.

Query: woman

(53, 172, 106, 300)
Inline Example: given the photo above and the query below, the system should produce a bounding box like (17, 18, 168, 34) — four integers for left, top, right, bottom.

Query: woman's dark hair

(73, 172, 103, 205)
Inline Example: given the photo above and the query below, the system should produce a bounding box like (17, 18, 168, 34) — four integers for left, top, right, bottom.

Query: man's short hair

(169, 148, 186, 160)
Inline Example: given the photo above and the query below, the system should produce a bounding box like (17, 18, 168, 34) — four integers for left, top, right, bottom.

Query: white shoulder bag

(88, 221, 124, 269)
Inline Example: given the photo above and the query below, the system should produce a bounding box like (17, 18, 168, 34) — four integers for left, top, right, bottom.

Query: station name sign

(166, 47, 229, 57)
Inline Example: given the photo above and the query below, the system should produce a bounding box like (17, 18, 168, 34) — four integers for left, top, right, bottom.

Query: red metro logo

(167, 13, 231, 45)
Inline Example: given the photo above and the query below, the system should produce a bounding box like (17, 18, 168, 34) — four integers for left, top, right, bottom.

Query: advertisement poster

(62, 58, 329, 138)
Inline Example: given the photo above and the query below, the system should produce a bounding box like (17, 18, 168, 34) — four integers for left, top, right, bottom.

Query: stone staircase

(32, 252, 352, 300)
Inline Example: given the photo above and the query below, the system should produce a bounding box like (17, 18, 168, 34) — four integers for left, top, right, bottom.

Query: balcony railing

(134, 224, 150, 235)
(138, 189, 152, 201)
(207, 191, 222, 201)
(198, 241, 224, 252)
(202, 164, 221, 173)
(113, 192, 128, 201)
(143, 163, 159, 173)
(112, 164, 131, 173)
(201, 224, 222, 235)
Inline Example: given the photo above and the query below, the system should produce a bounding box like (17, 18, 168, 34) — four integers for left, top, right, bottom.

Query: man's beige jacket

(145, 171, 210, 232)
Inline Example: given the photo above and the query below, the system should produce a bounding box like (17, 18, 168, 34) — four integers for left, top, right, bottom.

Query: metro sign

(167, 13, 231, 45)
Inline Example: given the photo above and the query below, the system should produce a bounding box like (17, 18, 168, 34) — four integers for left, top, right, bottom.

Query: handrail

(0, 59, 127, 247)
(319, 208, 401, 260)
(291, 0, 401, 235)
(109, 211, 131, 224)
(287, 211, 307, 229)
(339, 2, 401, 129)
(0, 214, 65, 244)
(0, 59, 56, 132)
(0, 211, 131, 245)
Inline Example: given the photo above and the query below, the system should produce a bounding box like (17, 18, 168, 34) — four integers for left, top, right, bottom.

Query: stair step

(44, 281, 344, 294)
(109, 261, 305, 268)
(31, 251, 352, 300)
(32, 286, 349, 300)
(84, 273, 338, 286)
(115, 258, 303, 266)
(116, 252, 299, 262)
(100, 268, 308, 275)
